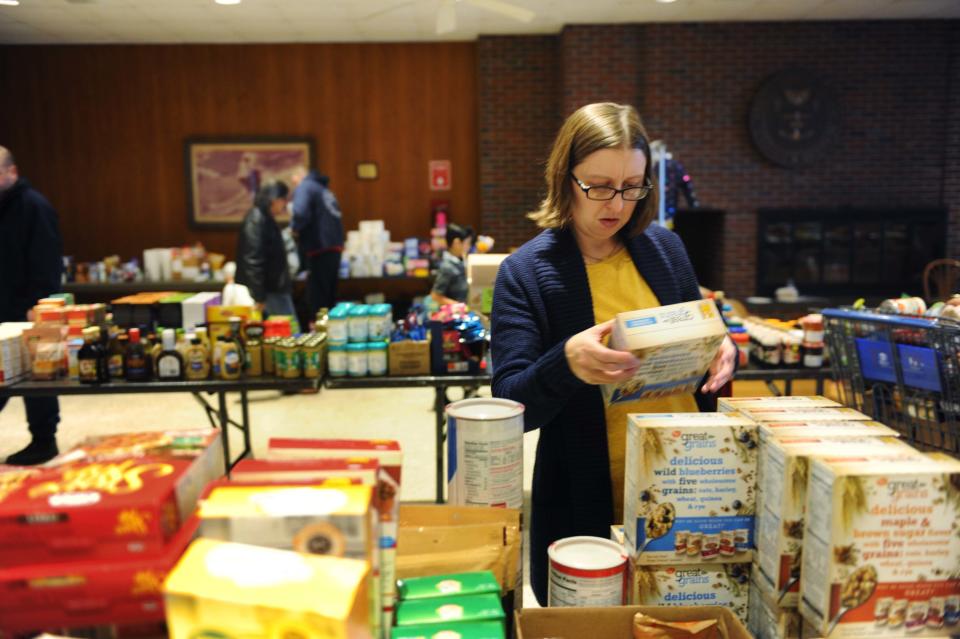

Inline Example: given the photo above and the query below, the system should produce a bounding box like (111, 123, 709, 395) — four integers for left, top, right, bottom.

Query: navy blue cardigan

(490, 224, 716, 605)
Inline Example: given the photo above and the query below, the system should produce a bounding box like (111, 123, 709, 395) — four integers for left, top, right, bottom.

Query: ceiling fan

(365, 0, 535, 35)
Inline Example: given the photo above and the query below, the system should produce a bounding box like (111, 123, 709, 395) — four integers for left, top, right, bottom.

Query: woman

(490, 103, 737, 605)
(236, 180, 296, 320)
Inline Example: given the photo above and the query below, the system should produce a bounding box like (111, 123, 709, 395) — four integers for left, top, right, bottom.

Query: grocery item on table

(628, 562, 751, 624)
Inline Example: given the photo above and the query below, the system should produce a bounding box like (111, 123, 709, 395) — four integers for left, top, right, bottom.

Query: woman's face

(270, 196, 288, 217)
(569, 147, 647, 245)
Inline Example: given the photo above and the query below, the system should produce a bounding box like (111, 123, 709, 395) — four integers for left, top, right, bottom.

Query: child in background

(431, 223, 474, 306)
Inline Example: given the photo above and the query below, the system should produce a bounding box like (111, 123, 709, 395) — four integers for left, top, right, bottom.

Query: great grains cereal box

(748, 575, 803, 639)
(758, 420, 899, 442)
(799, 453, 960, 638)
(164, 539, 373, 639)
(628, 560, 752, 624)
(623, 413, 758, 565)
(719, 396, 841, 413)
(737, 407, 872, 423)
(755, 436, 921, 607)
(603, 300, 727, 404)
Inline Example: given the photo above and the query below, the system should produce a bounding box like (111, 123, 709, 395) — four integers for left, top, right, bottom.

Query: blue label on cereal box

(634, 515, 754, 558)
(626, 317, 658, 328)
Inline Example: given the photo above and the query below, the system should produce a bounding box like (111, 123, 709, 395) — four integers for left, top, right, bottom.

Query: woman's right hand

(564, 319, 641, 385)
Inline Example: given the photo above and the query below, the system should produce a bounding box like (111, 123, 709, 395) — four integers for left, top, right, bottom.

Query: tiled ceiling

(0, 0, 957, 44)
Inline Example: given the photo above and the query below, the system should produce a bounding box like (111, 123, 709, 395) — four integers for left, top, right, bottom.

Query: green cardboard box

(396, 594, 504, 628)
(398, 571, 500, 601)
(391, 620, 504, 639)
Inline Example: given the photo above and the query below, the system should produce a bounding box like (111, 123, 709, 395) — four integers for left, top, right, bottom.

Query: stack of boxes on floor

(611, 396, 960, 639)
(0, 429, 224, 636)
(163, 438, 404, 639)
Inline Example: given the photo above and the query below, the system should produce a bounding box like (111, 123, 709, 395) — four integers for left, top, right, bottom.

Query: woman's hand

(702, 335, 738, 394)
(564, 320, 641, 385)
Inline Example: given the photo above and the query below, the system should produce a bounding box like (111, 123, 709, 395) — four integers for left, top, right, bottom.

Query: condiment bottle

(124, 327, 151, 381)
(156, 328, 184, 381)
(78, 326, 106, 384)
(219, 337, 242, 380)
(107, 333, 127, 380)
(185, 335, 211, 381)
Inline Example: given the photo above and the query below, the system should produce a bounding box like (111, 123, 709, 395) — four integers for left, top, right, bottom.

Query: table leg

(816, 376, 825, 395)
(785, 379, 793, 396)
(435, 384, 447, 504)
(240, 389, 252, 461)
(218, 392, 232, 476)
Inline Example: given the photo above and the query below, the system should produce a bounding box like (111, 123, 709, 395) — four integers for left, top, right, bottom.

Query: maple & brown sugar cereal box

(799, 453, 960, 638)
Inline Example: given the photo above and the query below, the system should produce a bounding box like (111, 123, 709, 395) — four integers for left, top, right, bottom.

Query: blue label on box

(897, 344, 941, 392)
(447, 416, 458, 482)
(635, 515, 754, 552)
(855, 337, 897, 383)
(626, 317, 658, 328)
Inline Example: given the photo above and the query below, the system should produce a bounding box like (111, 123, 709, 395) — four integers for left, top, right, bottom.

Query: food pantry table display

(0, 377, 320, 472)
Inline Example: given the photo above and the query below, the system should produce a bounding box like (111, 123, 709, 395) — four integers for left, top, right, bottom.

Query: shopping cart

(823, 307, 960, 453)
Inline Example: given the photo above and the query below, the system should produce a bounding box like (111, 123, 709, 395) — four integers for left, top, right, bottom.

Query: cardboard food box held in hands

(604, 300, 727, 404)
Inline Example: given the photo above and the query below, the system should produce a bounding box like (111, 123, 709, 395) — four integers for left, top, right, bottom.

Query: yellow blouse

(585, 247, 698, 524)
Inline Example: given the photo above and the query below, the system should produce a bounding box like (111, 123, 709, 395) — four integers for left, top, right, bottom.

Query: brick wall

(477, 36, 560, 251)
(478, 20, 960, 296)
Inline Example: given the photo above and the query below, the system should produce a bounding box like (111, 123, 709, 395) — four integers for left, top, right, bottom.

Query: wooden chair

(923, 258, 960, 303)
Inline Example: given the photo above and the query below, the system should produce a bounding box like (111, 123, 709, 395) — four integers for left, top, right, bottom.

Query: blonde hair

(529, 102, 658, 238)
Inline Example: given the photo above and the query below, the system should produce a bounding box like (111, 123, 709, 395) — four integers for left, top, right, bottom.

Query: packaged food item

(392, 621, 504, 639)
(124, 327, 151, 381)
(368, 341, 388, 376)
(631, 612, 722, 639)
(184, 337, 210, 380)
(548, 536, 627, 607)
(747, 575, 802, 639)
(349, 304, 370, 343)
(0, 516, 198, 634)
(623, 414, 758, 565)
(758, 420, 899, 441)
(0, 456, 205, 566)
(32, 339, 63, 380)
(603, 300, 727, 404)
(348, 342, 369, 377)
(328, 304, 350, 343)
(164, 539, 373, 639)
(879, 297, 927, 315)
(628, 562, 751, 624)
(802, 341, 824, 368)
(301, 336, 324, 379)
(395, 593, 504, 628)
(398, 571, 500, 601)
(218, 337, 241, 380)
(799, 453, 960, 638)
(263, 336, 278, 374)
(245, 339, 263, 376)
(328, 342, 348, 377)
(755, 436, 921, 607)
(718, 395, 840, 412)
(737, 406, 872, 423)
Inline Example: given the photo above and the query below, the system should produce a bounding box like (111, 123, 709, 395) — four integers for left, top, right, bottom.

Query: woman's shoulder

(631, 223, 685, 256)
(504, 228, 567, 267)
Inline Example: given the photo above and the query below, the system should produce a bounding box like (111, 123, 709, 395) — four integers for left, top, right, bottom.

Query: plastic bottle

(185, 336, 210, 381)
(124, 327, 151, 381)
(219, 337, 242, 380)
(156, 328, 184, 381)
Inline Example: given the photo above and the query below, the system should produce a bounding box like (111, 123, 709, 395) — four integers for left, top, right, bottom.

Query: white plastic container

(367, 342, 387, 377)
(348, 305, 369, 343)
(347, 343, 368, 377)
(328, 305, 349, 343)
(445, 398, 524, 509)
(327, 343, 347, 378)
(548, 536, 627, 607)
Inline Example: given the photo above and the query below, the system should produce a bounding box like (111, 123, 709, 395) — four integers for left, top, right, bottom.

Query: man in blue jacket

(0, 146, 63, 465)
(290, 167, 344, 318)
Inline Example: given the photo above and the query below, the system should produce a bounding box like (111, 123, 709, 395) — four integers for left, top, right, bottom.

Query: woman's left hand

(701, 335, 737, 394)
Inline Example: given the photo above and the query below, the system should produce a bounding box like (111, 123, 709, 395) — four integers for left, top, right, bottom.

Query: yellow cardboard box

(164, 538, 373, 639)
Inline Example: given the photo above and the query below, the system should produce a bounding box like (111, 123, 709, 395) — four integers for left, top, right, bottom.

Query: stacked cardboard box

(0, 429, 224, 635)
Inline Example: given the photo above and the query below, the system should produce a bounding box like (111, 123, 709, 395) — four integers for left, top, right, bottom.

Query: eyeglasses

(571, 174, 653, 201)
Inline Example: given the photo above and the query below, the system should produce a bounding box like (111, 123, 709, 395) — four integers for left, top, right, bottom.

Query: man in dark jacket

(0, 146, 63, 465)
(235, 181, 296, 320)
(290, 167, 344, 317)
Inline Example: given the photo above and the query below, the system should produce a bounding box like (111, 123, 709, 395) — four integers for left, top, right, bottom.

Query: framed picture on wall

(185, 137, 315, 228)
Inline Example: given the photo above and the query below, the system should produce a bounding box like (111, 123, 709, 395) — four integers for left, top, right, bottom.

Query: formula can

(547, 536, 626, 607)
(445, 398, 524, 509)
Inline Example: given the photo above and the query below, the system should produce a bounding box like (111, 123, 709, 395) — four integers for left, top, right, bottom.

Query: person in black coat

(0, 146, 63, 465)
(235, 180, 296, 320)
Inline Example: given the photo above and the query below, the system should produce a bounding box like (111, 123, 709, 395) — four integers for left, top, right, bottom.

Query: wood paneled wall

(0, 43, 478, 262)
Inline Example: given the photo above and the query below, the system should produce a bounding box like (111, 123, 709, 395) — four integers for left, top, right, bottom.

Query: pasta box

(0, 456, 203, 567)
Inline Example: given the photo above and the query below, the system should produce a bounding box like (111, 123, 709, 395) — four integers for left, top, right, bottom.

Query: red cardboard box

(0, 517, 198, 634)
(0, 457, 203, 567)
(229, 457, 379, 485)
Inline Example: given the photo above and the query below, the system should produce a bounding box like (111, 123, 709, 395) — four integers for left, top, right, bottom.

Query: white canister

(368, 304, 393, 342)
(328, 306, 349, 343)
(547, 536, 627, 607)
(446, 398, 524, 509)
(347, 343, 368, 377)
(327, 343, 347, 377)
(368, 341, 388, 377)
(348, 305, 370, 343)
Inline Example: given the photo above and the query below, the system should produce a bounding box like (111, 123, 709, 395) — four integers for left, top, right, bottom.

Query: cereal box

(197, 484, 380, 638)
(0, 457, 203, 566)
(254, 443, 398, 633)
(230, 457, 380, 486)
(755, 436, 922, 607)
(628, 561, 752, 624)
(603, 300, 727, 404)
(0, 516, 198, 634)
(164, 538, 373, 639)
(748, 575, 803, 639)
(738, 407, 872, 423)
(799, 453, 960, 638)
(719, 396, 841, 413)
(758, 421, 899, 442)
(623, 414, 758, 565)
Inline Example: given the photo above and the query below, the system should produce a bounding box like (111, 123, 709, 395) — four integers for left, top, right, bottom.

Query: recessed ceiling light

(0, 0, 21, 6)
(215, 0, 241, 5)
